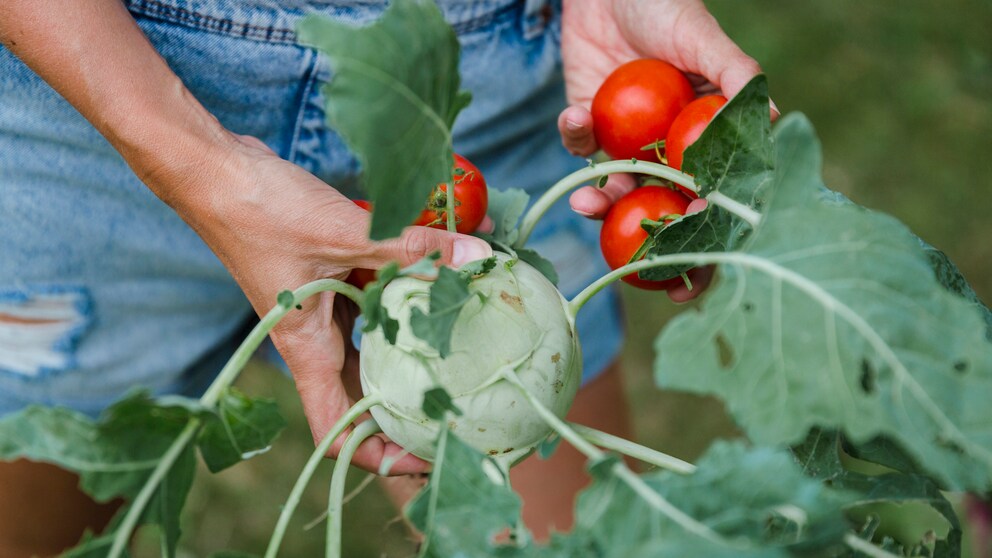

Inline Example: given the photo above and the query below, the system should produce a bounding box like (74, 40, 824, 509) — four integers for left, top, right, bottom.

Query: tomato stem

(514, 160, 698, 248)
(327, 420, 382, 558)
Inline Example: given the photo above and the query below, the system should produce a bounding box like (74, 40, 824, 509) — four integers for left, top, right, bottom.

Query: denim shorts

(0, 0, 622, 416)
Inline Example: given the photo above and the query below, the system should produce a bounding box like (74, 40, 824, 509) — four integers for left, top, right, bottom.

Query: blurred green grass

(152, 2, 992, 555)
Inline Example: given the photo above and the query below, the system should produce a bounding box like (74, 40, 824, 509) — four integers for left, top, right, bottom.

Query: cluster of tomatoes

(352, 59, 723, 292)
(593, 59, 726, 290)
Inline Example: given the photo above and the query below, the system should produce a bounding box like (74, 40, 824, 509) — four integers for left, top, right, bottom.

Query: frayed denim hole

(0, 287, 93, 380)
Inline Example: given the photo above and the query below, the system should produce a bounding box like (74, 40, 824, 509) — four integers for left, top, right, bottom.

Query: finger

(667, 265, 715, 303)
(368, 224, 492, 269)
(686, 198, 708, 215)
(568, 173, 638, 219)
(557, 105, 598, 156)
(477, 215, 495, 234)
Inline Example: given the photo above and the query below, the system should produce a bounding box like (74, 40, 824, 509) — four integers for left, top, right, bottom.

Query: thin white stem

(110, 278, 364, 557)
(569, 423, 696, 474)
(499, 369, 723, 545)
(264, 395, 380, 558)
(327, 420, 381, 558)
(515, 160, 698, 248)
(201, 279, 364, 407)
(843, 533, 904, 558)
(707, 191, 762, 228)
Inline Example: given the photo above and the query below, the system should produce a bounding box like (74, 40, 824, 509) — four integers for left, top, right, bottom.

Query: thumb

(371, 225, 493, 269)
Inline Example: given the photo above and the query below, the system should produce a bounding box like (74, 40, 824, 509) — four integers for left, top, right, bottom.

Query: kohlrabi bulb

(360, 252, 581, 466)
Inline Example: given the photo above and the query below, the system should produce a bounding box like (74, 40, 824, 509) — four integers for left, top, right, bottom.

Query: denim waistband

(123, 0, 548, 44)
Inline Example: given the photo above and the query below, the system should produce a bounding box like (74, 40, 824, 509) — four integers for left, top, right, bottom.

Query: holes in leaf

(742, 301, 754, 312)
(953, 360, 968, 374)
(715, 334, 734, 368)
(859, 359, 876, 395)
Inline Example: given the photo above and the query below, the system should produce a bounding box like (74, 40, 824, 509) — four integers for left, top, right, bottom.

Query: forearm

(0, 0, 231, 210)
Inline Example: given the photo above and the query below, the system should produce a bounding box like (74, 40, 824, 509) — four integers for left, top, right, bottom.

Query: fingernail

(572, 208, 594, 217)
(565, 119, 584, 132)
(769, 99, 780, 119)
(453, 238, 492, 266)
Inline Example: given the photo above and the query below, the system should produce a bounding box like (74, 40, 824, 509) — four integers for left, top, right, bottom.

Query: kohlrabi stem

(569, 423, 696, 474)
(201, 278, 365, 407)
(842, 533, 903, 558)
(515, 160, 698, 248)
(264, 395, 380, 558)
(110, 278, 365, 557)
(327, 420, 381, 558)
(107, 420, 199, 558)
(499, 369, 724, 545)
(707, 191, 762, 228)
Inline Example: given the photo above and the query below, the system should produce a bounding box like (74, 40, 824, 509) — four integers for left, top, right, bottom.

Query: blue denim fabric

(0, 0, 622, 416)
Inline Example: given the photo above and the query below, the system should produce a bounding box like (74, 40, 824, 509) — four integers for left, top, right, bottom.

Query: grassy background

(145, 1, 992, 556)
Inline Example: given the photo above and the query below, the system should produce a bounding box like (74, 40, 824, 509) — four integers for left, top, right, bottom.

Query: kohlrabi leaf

(422, 387, 462, 420)
(0, 392, 199, 556)
(485, 187, 531, 246)
(297, 0, 471, 240)
(655, 113, 992, 491)
(572, 440, 852, 557)
(406, 427, 521, 557)
(196, 388, 286, 473)
(361, 262, 402, 344)
(682, 75, 774, 204)
(640, 76, 773, 280)
(792, 430, 960, 537)
(410, 265, 482, 357)
(517, 247, 559, 286)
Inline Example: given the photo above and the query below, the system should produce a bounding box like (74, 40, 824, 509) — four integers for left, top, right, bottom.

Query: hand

(168, 133, 493, 474)
(558, 0, 767, 301)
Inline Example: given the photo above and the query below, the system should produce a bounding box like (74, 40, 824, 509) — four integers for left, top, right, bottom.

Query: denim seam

(126, 0, 522, 44)
(127, 0, 299, 44)
(288, 49, 321, 163)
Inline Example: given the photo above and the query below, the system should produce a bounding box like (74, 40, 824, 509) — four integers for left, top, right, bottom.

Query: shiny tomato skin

(591, 59, 695, 162)
(666, 95, 727, 172)
(415, 153, 488, 234)
(600, 186, 691, 290)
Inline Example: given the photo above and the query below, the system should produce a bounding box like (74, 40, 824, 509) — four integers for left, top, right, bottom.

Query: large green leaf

(655, 113, 992, 491)
(196, 389, 286, 473)
(297, 0, 471, 240)
(568, 441, 851, 557)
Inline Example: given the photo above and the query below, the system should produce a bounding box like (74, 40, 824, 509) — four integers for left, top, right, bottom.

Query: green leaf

(572, 441, 852, 557)
(0, 392, 204, 556)
(485, 188, 530, 246)
(406, 427, 521, 557)
(641, 76, 773, 279)
(410, 265, 480, 357)
(196, 388, 286, 473)
(792, 430, 960, 533)
(422, 387, 462, 420)
(655, 113, 992, 491)
(683, 75, 774, 204)
(536, 433, 562, 460)
(297, 0, 470, 240)
(517, 248, 559, 286)
(361, 262, 402, 344)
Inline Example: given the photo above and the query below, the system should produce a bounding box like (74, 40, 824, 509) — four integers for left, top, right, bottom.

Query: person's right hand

(184, 133, 494, 475)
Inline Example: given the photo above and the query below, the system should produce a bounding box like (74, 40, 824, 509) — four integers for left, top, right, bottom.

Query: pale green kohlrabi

(360, 252, 581, 467)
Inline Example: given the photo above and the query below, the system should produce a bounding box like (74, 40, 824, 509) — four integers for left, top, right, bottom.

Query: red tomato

(415, 153, 488, 234)
(591, 59, 695, 162)
(600, 186, 691, 290)
(666, 95, 727, 172)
